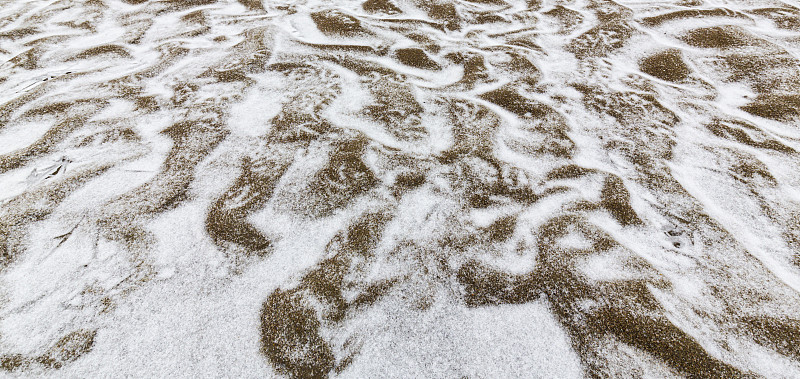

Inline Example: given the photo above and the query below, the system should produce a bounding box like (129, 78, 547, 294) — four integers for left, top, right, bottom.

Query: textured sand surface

(1, 0, 800, 377)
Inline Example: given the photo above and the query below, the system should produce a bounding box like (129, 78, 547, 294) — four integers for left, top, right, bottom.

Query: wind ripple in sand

(1, 0, 800, 377)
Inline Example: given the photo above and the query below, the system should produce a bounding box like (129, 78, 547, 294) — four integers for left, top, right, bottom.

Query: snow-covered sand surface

(1, 0, 800, 377)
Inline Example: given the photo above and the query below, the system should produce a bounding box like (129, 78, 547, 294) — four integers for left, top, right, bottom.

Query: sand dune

(1, 0, 800, 377)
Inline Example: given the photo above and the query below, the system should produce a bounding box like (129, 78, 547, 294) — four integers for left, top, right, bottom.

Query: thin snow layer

(1, 0, 800, 377)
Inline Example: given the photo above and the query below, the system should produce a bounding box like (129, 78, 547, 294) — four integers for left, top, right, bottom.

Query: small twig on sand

(53, 216, 86, 248)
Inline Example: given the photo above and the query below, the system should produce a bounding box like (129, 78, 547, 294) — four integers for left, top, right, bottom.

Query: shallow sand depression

(1, 0, 800, 377)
